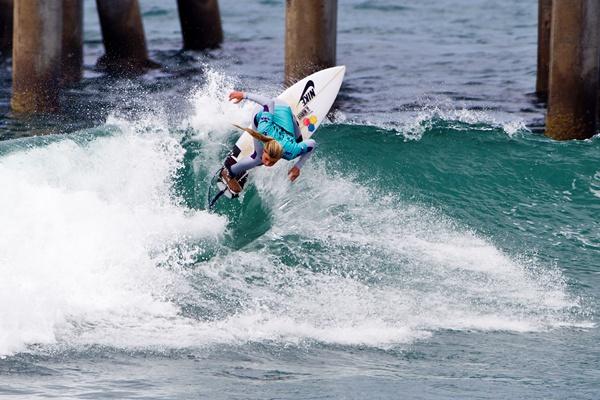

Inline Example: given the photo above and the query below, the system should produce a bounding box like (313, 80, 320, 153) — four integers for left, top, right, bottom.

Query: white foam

(180, 69, 269, 174)
(344, 97, 531, 140)
(0, 114, 225, 356)
(591, 171, 600, 199)
(223, 161, 589, 345)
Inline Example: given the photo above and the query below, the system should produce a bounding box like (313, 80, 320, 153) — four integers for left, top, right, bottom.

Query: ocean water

(1, 0, 599, 399)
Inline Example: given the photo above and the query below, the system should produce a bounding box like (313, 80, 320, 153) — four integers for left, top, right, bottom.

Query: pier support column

(95, 0, 154, 74)
(285, 0, 337, 85)
(11, 0, 62, 113)
(176, 0, 223, 50)
(0, 0, 12, 57)
(61, 0, 83, 85)
(546, 0, 600, 140)
(536, 0, 552, 99)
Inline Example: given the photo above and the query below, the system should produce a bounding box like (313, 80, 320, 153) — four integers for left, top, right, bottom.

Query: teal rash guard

(229, 92, 317, 178)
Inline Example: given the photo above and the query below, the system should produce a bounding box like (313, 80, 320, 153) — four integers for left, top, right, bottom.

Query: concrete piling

(95, 0, 153, 74)
(285, 0, 337, 85)
(11, 0, 62, 113)
(61, 0, 83, 85)
(0, 0, 12, 57)
(176, 0, 223, 50)
(546, 0, 600, 140)
(536, 0, 552, 99)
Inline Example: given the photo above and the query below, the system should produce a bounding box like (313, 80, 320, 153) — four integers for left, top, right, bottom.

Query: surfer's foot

(220, 168, 242, 193)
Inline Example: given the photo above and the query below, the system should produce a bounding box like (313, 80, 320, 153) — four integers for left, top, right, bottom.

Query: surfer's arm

(243, 92, 275, 113)
(228, 91, 275, 112)
(288, 139, 316, 182)
(293, 139, 316, 169)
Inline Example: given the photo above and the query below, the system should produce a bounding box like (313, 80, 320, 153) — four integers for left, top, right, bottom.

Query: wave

(335, 99, 531, 140)
(0, 69, 592, 357)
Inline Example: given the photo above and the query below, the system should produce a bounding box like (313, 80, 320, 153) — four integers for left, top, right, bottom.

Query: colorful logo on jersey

(303, 115, 318, 132)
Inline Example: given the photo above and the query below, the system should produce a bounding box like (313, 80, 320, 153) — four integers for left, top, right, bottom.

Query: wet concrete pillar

(61, 0, 83, 85)
(0, 0, 12, 57)
(176, 0, 223, 50)
(546, 0, 600, 140)
(536, 0, 552, 99)
(11, 1, 62, 113)
(95, 0, 153, 73)
(285, 0, 337, 85)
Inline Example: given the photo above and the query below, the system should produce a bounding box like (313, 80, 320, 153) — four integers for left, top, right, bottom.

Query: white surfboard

(232, 65, 345, 165)
(209, 66, 345, 207)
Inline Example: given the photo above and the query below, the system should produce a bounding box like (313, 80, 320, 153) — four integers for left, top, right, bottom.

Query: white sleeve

(244, 92, 275, 113)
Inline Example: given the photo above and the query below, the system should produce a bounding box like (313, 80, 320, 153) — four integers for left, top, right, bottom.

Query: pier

(285, 0, 337, 85)
(95, 0, 153, 73)
(539, 0, 600, 140)
(1, 1, 598, 140)
(0, 0, 338, 115)
(177, 0, 223, 50)
(11, 1, 62, 113)
(0, 0, 11, 56)
(62, 0, 83, 85)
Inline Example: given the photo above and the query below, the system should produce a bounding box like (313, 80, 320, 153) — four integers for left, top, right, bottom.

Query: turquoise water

(1, 0, 599, 399)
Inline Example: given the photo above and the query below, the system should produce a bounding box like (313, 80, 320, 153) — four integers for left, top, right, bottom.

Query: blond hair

(233, 124, 283, 160)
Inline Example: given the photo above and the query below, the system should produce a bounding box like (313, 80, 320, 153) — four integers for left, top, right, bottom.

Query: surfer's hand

(229, 91, 244, 104)
(288, 166, 300, 182)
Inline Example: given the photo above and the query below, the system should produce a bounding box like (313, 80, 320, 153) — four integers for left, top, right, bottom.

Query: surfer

(220, 91, 317, 193)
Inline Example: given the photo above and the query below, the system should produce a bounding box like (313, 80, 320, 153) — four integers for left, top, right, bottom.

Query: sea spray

(0, 114, 225, 356)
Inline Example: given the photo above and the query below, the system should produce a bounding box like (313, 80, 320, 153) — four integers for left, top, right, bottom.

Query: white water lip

(591, 171, 600, 199)
(0, 114, 226, 357)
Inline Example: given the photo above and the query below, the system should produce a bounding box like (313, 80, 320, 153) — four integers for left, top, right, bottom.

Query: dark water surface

(1, 1, 598, 399)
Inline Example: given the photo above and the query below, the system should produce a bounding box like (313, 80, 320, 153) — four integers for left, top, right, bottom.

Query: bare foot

(220, 168, 242, 193)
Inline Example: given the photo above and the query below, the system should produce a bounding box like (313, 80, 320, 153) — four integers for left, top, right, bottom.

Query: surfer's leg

(229, 153, 262, 176)
(229, 138, 264, 177)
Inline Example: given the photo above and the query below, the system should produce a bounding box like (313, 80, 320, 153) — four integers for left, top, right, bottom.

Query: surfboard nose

(328, 65, 346, 82)
(328, 65, 346, 75)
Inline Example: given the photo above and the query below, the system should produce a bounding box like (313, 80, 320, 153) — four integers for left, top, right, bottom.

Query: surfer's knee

(305, 139, 317, 152)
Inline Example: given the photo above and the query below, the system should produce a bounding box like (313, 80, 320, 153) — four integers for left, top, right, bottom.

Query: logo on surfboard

(298, 80, 316, 106)
(302, 115, 318, 132)
(296, 105, 312, 121)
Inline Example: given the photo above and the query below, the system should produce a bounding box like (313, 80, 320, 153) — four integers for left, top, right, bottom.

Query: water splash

(338, 95, 531, 140)
(0, 114, 225, 356)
